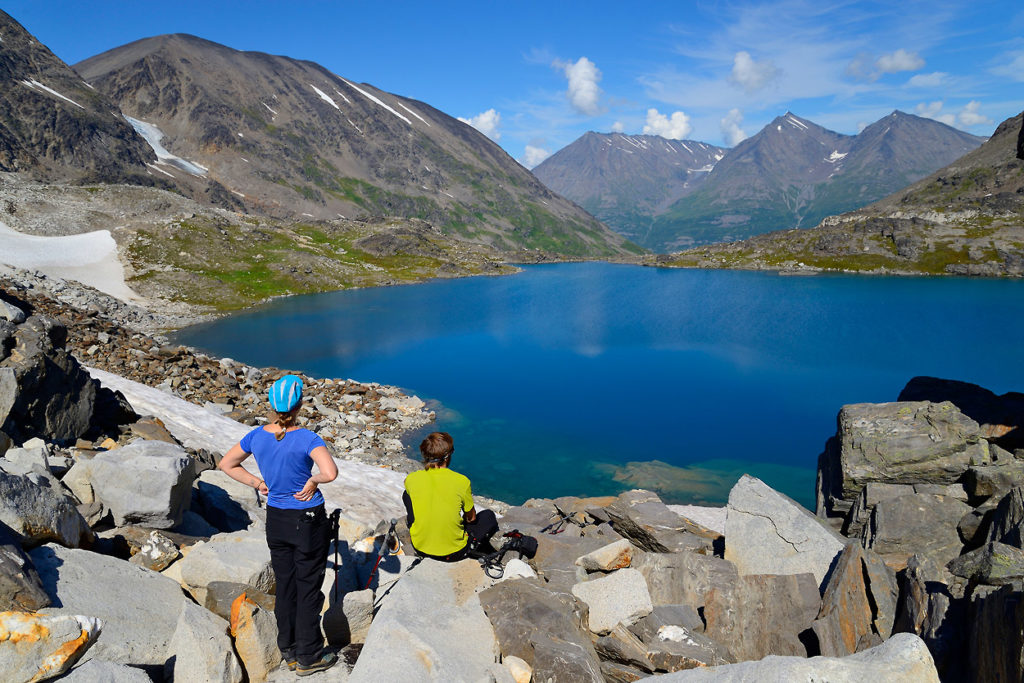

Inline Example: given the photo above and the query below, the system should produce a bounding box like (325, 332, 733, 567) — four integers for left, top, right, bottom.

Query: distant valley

(537, 112, 984, 252)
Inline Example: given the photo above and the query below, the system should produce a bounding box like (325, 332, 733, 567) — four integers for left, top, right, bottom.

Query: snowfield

(0, 220, 141, 303)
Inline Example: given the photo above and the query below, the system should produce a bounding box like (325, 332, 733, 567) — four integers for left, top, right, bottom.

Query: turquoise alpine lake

(175, 263, 1024, 509)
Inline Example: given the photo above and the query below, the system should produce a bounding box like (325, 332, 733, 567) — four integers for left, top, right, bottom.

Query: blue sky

(5, 1, 1023, 167)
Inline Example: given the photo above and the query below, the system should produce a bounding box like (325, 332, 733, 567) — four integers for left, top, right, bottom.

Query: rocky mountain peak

(0, 10, 154, 181)
(70, 31, 636, 256)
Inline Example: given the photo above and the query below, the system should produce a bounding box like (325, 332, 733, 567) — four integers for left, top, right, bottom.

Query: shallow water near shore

(176, 263, 1024, 508)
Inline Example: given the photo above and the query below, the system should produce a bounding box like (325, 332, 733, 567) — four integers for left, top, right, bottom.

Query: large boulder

(598, 491, 717, 554)
(28, 543, 189, 667)
(0, 520, 50, 611)
(811, 542, 898, 656)
(531, 532, 611, 594)
(0, 611, 101, 681)
(817, 401, 986, 519)
(725, 474, 845, 590)
(572, 568, 653, 635)
(350, 559, 502, 682)
(575, 539, 635, 572)
(986, 487, 1024, 547)
(632, 549, 738, 611)
(230, 594, 281, 683)
(861, 493, 970, 568)
(704, 572, 820, 661)
(479, 577, 602, 679)
(0, 315, 96, 445)
(0, 470, 92, 548)
(55, 659, 153, 682)
(177, 530, 275, 603)
(88, 440, 195, 529)
(964, 462, 1024, 500)
(899, 376, 1024, 450)
(892, 553, 966, 680)
(651, 632, 938, 682)
(948, 542, 1024, 586)
(194, 469, 266, 532)
(166, 601, 243, 683)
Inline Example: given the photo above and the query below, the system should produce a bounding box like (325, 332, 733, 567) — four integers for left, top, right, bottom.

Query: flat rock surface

(29, 543, 189, 666)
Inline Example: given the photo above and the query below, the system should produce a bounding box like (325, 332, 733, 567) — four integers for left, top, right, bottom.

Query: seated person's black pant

(411, 508, 499, 562)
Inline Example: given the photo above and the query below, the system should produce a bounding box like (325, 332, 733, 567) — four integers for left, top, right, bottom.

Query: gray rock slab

(194, 469, 266, 533)
(89, 440, 195, 529)
(29, 543, 189, 667)
(532, 532, 610, 593)
(949, 542, 1024, 585)
(178, 530, 275, 601)
(862, 493, 971, 568)
(965, 462, 1024, 499)
(531, 631, 605, 683)
(0, 469, 91, 548)
(166, 600, 243, 683)
(725, 474, 845, 590)
(575, 538, 636, 572)
(594, 624, 654, 673)
(652, 632, 939, 682)
(632, 549, 738, 611)
(0, 299, 26, 323)
(667, 505, 726, 535)
(479, 577, 599, 670)
(629, 604, 706, 642)
(603, 491, 716, 554)
(818, 401, 983, 518)
(572, 568, 653, 635)
(704, 572, 820, 662)
(349, 559, 499, 682)
(644, 625, 732, 671)
(58, 659, 153, 682)
(231, 594, 281, 683)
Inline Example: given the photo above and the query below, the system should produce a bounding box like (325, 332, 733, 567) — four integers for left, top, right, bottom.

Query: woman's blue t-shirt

(239, 426, 327, 509)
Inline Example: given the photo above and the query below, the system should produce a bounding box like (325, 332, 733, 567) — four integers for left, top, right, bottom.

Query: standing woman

(219, 375, 339, 676)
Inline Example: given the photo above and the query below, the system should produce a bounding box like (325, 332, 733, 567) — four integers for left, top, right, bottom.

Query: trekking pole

(330, 508, 342, 604)
(365, 518, 400, 590)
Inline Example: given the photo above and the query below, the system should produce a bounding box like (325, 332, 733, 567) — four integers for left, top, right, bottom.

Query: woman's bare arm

(218, 443, 268, 494)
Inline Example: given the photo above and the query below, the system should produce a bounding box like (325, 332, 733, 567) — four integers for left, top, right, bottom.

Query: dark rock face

(601, 490, 715, 554)
(861, 493, 971, 568)
(0, 315, 96, 444)
(1017, 115, 1024, 160)
(986, 487, 1024, 547)
(949, 543, 1024, 586)
(631, 548, 738, 611)
(0, 520, 50, 611)
(969, 582, 1024, 683)
(0, 10, 153, 181)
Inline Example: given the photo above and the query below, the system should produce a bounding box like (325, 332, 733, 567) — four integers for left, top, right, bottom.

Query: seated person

(403, 431, 498, 561)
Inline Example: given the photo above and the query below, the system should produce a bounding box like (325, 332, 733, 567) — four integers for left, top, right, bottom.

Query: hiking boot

(296, 650, 338, 677)
(281, 649, 297, 671)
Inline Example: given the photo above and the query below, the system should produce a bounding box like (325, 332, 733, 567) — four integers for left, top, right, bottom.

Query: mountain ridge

(72, 32, 639, 257)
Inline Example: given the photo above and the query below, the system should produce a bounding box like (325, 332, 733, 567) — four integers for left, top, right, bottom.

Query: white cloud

(915, 100, 956, 126)
(992, 53, 1024, 82)
(553, 57, 604, 116)
(906, 72, 947, 88)
(522, 146, 551, 168)
(957, 100, 992, 127)
(857, 121, 869, 133)
(720, 108, 747, 146)
(876, 49, 925, 74)
(642, 108, 692, 139)
(611, 121, 625, 133)
(729, 51, 779, 92)
(458, 109, 501, 140)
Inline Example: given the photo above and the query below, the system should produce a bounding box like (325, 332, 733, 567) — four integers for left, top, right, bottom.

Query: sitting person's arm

(463, 506, 476, 523)
(403, 490, 415, 526)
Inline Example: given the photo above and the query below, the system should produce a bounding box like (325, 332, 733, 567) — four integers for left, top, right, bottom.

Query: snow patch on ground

(396, 101, 430, 126)
(21, 79, 84, 109)
(0, 221, 142, 303)
(338, 77, 411, 125)
(125, 116, 208, 177)
(86, 367, 407, 526)
(310, 84, 341, 110)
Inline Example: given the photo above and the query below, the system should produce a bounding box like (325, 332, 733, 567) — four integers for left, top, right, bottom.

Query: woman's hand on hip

(294, 478, 318, 501)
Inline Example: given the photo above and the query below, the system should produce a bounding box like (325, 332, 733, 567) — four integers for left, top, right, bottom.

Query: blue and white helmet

(269, 375, 303, 412)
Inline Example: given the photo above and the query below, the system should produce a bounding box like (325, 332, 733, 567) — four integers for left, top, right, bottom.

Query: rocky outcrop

(89, 440, 195, 529)
(0, 611, 102, 681)
(0, 470, 92, 548)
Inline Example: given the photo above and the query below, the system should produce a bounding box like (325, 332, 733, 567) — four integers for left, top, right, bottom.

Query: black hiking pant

(412, 508, 500, 562)
(265, 504, 330, 665)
